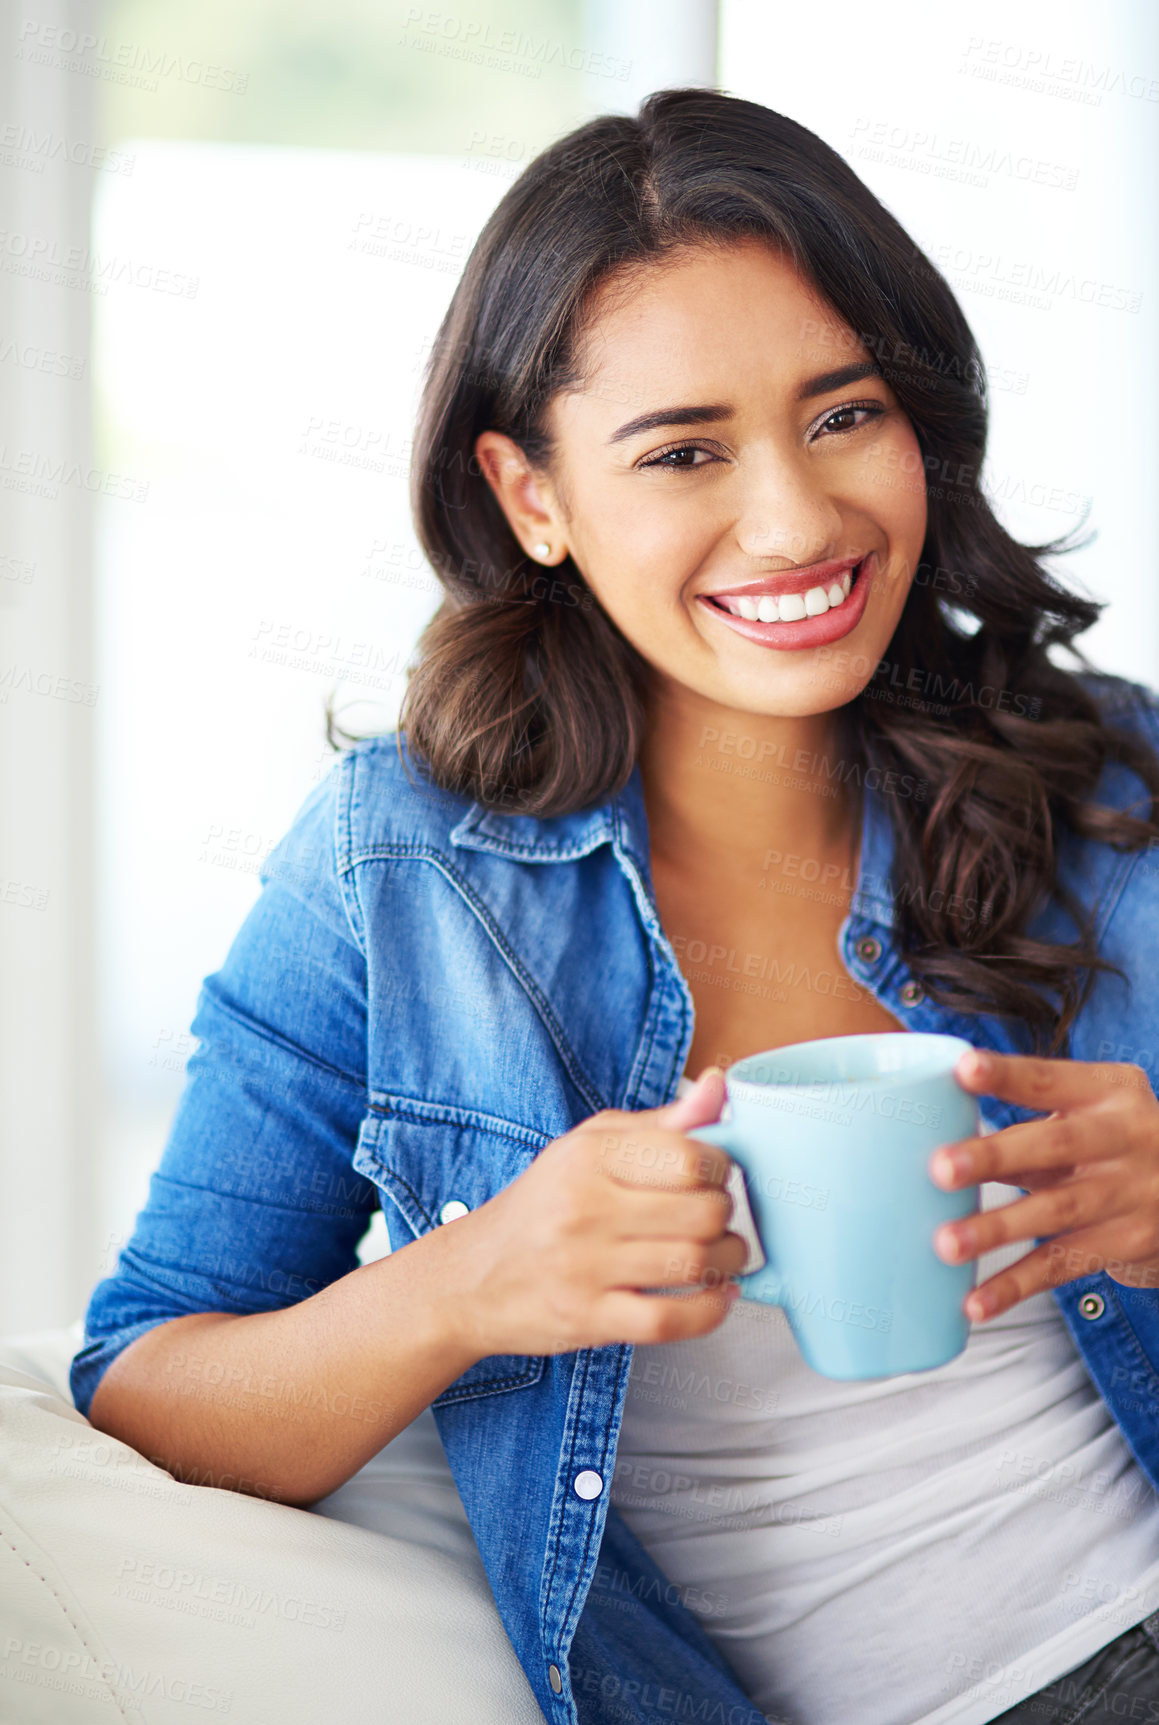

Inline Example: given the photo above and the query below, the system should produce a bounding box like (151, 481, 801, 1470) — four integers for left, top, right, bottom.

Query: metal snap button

(548, 1664, 563, 1695)
(1079, 1293, 1105, 1320)
(855, 935, 883, 964)
(573, 1469, 603, 1500)
(439, 1199, 470, 1224)
(900, 980, 924, 1006)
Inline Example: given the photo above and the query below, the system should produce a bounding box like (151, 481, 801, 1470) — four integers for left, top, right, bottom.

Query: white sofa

(0, 1325, 547, 1723)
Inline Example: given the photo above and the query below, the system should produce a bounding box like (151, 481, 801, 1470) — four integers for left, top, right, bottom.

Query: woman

(74, 89, 1159, 1725)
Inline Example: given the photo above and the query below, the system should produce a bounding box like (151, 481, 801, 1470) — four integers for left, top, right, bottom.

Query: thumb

(654, 1066, 727, 1131)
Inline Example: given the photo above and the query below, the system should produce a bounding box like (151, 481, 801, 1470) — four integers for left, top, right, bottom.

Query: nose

(731, 449, 846, 569)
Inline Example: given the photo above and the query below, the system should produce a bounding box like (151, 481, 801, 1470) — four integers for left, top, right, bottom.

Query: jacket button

(855, 935, 883, 964)
(573, 1469, 603, 1500)
(548, 1664, 563, 1695)
(900, 980, 924, 1006)
(1079, 1293, 1105, 1320)
(439, 1199, 470, 1224)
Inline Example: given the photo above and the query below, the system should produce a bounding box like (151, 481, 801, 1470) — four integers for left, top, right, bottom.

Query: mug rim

(726, 1031, 975, 1094)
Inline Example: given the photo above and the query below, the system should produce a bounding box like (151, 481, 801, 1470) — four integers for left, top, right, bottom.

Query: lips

(701, 555, 862, 622)
(697, 554, 875, 652)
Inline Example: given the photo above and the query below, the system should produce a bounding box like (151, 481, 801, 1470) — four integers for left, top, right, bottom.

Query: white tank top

(611, 1079, 1159, 1725)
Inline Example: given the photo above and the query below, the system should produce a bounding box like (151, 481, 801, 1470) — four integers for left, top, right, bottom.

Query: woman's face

(477, 237, 929, 719)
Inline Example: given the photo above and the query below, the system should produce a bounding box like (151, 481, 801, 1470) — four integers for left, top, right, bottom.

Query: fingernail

(934, 1226, 963, 1262)
(936, 1224, 975, 1263)
(967, 1289, 997, 1321)
(930, 1148, 971, 1187)
(957, 1049, 986, 1081)
(698, 1066, 725, 1085)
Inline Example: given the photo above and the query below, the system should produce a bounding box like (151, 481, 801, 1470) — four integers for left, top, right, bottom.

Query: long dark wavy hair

(329, 87, 1159, 1056)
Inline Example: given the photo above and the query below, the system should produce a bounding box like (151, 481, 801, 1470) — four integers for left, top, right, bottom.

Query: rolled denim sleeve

(70, 755, 379, 1418)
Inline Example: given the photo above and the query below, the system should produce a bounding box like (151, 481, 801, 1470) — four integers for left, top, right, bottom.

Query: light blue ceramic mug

(690, 1032, 980, 1379)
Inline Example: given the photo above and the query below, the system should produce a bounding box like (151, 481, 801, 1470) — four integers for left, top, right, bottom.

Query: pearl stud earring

(532, 541, 551, 558)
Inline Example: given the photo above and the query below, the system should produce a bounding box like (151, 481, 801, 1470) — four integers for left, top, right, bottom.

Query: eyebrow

(605, 361, 885, 445)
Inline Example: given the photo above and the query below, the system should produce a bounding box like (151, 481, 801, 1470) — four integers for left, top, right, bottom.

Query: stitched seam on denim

(432, 1360, 545, 1405)
(364, 1095, 549, 1147)
(669, 968, 692, 1101)
(1090, 844, 1140, 948)
(1058, 1281, 1159, 1479)
(625, 928, 660, 1112)
(559, 1343, 629, 1646)
(349, 834, 609, 864)
(449, 802, 614, 861)
(621, 801, 695, 1108)
(144, 1170, 374, 1218)
(611, 813, 672, 1110)
(334, 749, 369, 954)
(358, 1160, 435, 1232)
(543, 1347, 591, 1636)
(193, 987, 368, 1094)
(0, 1526, 135, 1721)
(339, 848, 604, 1113)
(357, 1145, 541, 1235)
(453, 833, 612, 862)
(1099, 1285, 1159, 1402)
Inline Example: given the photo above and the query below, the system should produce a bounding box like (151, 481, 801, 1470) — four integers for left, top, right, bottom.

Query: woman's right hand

(440, 1068, 748, 1359)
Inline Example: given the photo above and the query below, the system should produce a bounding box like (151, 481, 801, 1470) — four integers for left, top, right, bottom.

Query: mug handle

(687, 1122, 779, 1298)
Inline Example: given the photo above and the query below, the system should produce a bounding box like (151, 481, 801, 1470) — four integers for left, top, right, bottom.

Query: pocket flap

(353, 1103, 549, 1404)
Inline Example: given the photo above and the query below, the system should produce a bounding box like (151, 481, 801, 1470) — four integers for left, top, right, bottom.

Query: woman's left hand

(928, 1048, 1159, 1322)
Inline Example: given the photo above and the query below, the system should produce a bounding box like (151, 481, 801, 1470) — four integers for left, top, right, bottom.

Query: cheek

(566, 480, 715, 613)
(857, 421, 929, 548)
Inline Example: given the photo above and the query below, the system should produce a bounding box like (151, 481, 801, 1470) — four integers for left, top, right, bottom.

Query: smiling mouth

(702, 558, 866, 625)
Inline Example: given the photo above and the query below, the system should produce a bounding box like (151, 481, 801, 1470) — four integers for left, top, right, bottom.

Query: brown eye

(815, 402, 886, 440)
(639, 443, 720, 470)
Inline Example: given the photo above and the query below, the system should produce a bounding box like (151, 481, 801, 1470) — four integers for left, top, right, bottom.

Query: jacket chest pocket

(353, 1104, 549, 1406)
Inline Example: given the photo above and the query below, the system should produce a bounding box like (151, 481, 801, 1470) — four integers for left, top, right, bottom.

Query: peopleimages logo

(776, 1283, 893, 1333)
(15, 20, 248, 92)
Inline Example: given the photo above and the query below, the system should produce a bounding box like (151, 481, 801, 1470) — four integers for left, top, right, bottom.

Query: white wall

(91, 145, 515, 1278)
(0, 3, 100, 1332)
(719, 0, 1159, 685)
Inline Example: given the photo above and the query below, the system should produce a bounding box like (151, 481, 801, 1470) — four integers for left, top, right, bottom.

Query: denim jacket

(73, 669, 1159, 1725)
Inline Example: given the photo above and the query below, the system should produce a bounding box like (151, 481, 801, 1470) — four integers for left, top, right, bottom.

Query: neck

(638, 682, 858, 886)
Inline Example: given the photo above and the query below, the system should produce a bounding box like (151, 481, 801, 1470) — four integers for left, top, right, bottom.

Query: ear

(474, 431, 570, 566)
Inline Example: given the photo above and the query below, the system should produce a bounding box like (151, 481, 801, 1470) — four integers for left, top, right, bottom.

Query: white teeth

(713, 565, 857, 625)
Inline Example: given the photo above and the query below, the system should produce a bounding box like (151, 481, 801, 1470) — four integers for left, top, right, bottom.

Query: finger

(613, 1183, 734, 1242)
(932, 1173, 1126, 1267)
(962, 1240, 1071, 1321)
(611, 1233, 749, 1291)
(962, 1220, 1159, 1322)
(597, 1126, 733, 1193)
(595, 1283, 740, 1347)
(954, 1047, 1152, 1113)
(938, 1115, 1080, 1191)
(650, 1067, 728, 1130)
(928, 1107, 1124, 1190)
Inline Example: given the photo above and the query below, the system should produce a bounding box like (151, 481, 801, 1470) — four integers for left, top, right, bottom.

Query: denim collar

(450, 761, 900, 932)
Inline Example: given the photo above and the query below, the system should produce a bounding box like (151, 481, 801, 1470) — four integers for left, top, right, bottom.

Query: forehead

(560, 237, 870, 419)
